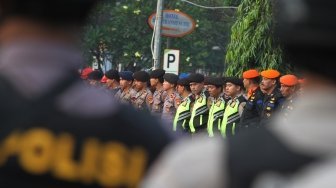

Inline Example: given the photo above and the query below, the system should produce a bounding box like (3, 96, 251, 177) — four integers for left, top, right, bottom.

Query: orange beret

(243, 69, 259, 79)
(280, 74, 298, 86)
(260, 69, 280, 79)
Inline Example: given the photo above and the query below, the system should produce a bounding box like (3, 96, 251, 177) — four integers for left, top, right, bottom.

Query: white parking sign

(163, 49, 180, 75)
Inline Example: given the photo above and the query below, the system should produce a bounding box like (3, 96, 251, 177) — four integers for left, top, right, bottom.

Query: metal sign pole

(153, 0, 164, 70)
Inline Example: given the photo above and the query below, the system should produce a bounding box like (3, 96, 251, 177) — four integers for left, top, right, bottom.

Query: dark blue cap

(119, 71, 134, 81)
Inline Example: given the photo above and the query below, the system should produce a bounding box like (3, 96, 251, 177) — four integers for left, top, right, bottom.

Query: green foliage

(82, 0, 236, 74)
(225, 0, 291, 76)
(223, 0, 242, 6)
(82, 0, 155, 70)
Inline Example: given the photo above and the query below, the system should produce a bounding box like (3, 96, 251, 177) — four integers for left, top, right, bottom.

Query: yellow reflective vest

(207, 97, 226, 137)
(189, 92, 211, 133)
(221, 96, 246, 138)
(173, 94, 194, 132)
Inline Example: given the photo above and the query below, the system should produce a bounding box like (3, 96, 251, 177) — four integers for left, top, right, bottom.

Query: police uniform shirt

(220, 95, 246, 137)
(101, 85, 120, 97)
(142, 87, 336, 188)
(115, 87, 137, 104)
(150, 89, 166, 114)
(161, 91, 182, 123)
(207, 94, 226, 137)
(239, 87, 264, 129)
(173, 93, 195, 132)
(0, 41, 172, 187)
(189, 90, 212, 133)
(260, 88, 285, 126)
(280, 95, 297, 120)
(110, 86, 121, 96)
(132, 88, 153, 111)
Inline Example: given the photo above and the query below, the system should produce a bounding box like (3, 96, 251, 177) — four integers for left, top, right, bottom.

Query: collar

(247, 86, 259, 98)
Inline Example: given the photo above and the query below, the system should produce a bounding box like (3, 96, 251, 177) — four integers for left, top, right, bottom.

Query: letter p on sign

(163, 49, 180, 75)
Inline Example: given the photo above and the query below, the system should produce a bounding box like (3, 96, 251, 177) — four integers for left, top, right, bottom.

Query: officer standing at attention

(161, 73, 181, 124)
(173, 78, 194, 133)
(242, 69, 261, 99)
(0, 0, 172, 187)
(188, 73, 212, 134)
(259, 69, 284, 125)
(206, 77, 226, 138)
(221, 77, 246, 137)
(104, 69, 120, 96)
(132, 71, 153, 111)
(115, 71, 136, 104)
(239, 69, 264, 129)
(149, 69, 166, 116)
(279, 74, 299, 118)
(142, 0, 336, 187)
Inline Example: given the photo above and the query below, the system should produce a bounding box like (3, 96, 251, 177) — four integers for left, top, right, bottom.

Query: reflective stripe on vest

(207, 98, 226, 137)
(221, 98, 240, 137)
(173, 97, 192, 131)
(189, 93, 208, 133)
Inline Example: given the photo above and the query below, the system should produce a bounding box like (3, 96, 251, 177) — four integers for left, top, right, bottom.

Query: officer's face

(208, 85, 222, 98)
(163, 80, 174, 91)
(106, 79, 114, 87)
(120, 79, 132, 90)
(243, 79, 250, 89)
(190, 82, 204, 95)
(150, 78, 158, 87)
(280, 84, 296, 97)
(176, 85, 184, 95)
(134, 80, 146, 91)
(260, 77, 276, 91)
(225, 82, 241, 98)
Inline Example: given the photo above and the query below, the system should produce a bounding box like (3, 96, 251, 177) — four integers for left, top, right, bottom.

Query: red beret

(80, 67, 93, 79)
(261, 69, 280, 79)
(280, 74, 298, 86)
(243, 69, 259, 79)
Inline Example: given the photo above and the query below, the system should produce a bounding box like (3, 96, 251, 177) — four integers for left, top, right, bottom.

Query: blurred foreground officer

(115, 71, 136, 104)
(0, 1, 172, 187)
(240, 69, 264, 129)
(173, 78, 194, 133)
(149, 69, 166, 116)
(188, 73, 211, 134)
(141, 0, 336, 187)
(279, 74, 299, 118)
(132, 71, 153, 111)
(206, 77, 225, 137)
(161, 73, 181, 124)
